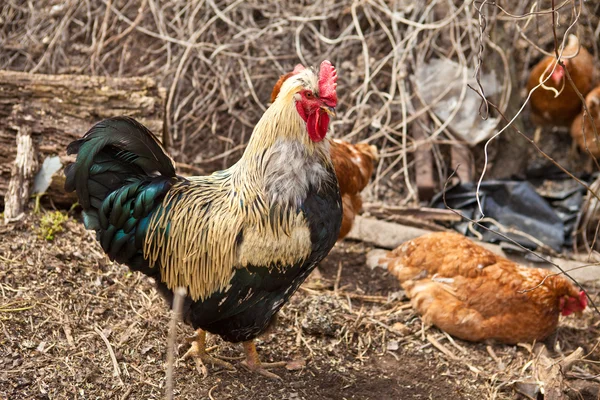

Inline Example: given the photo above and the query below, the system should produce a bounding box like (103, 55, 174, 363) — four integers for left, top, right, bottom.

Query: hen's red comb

(580, 291, 588, 308)
(318, 60, 337, 106)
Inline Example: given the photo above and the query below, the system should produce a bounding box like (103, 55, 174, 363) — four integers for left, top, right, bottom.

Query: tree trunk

(0, 70, 166, 209)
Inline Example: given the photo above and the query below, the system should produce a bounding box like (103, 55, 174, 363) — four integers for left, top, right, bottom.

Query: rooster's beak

(321, 106, 336, 117)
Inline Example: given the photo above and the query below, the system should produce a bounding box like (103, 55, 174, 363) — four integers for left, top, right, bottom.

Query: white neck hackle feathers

(143, 68, 335, 301)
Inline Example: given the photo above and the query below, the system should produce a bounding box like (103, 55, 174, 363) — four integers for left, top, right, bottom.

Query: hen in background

(329, 140, 378, 239)
(272, 67, 378, 240)
(527, 34, 595, 127)
(377, 232, 587, 344)
(571, 85, 600, 157)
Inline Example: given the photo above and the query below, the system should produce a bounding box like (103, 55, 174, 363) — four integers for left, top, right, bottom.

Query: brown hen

(378, 232, 587, 344)
(527, 34, 595, 127)
(571, 85, 600, 157)
(330, 139, 378, 239)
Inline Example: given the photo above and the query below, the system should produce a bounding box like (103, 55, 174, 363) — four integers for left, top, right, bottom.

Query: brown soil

(1, 214, 599, 400)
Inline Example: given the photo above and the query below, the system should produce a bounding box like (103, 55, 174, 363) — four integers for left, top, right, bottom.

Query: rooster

(65, 61, 342, 379)
(377, 232, 588, 344)
(272, 66, 378, 240)
(527, 34, 595, 127)
(571, 85, 600, 157)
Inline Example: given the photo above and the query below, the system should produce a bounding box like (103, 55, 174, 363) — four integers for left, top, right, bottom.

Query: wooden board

(0, 70, 166, 207)
(412, 117, 436, 201)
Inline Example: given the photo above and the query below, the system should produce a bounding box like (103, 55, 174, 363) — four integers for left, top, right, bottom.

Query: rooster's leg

(179, 329, 234, 376)
(240, 340, 286, 380)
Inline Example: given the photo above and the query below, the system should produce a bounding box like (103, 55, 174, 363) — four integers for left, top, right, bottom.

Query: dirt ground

(0, 213, 599, 400)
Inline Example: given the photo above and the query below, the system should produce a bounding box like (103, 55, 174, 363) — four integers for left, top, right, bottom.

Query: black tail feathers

(65, 117, 176, 210)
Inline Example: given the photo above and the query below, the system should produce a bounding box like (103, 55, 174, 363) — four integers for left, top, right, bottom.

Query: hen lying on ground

(377, 232, 588, 344)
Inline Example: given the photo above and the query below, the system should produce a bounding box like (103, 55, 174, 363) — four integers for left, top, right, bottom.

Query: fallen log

(0, 70, 166, 209)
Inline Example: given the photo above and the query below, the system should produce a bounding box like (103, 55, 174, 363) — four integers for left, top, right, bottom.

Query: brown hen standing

(378, 232, 587, 344)
(571, 85, 600, 157)
(329, 139, 378, 239)
(527, 34, 595, 127)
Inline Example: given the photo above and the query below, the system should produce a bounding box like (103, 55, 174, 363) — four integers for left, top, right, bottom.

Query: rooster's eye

(305, 92, 314, 99)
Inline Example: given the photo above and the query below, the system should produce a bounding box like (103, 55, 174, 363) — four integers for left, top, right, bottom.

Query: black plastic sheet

(430, 179, 586, 252)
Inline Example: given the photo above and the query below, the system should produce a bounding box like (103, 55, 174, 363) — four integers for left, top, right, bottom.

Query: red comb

(318, 60, 338, 107)
(580, 291, 588, 308)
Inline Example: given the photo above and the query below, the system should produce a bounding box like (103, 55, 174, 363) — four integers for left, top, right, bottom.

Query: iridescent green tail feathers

(65, 117, 175, 210)
(65, 117, 181, 269)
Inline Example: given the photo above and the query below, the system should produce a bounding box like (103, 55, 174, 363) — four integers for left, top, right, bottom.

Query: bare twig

(94, 326, 124, 385)
(166, 287, 186, 400)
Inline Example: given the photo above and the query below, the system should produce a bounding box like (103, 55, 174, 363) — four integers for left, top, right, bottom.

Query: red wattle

(307, 111, 329, 142)
(295, 102, 307, 121)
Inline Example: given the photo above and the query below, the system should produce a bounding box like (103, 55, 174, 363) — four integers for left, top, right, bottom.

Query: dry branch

(1, 1, 598, 216)
(0, 70, 165, 208)
(534, 346, 584, 400)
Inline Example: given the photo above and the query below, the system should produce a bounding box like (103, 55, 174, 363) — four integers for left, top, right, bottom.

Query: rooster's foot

(241, 340, 286, 380)
(179, 329, 234, 376)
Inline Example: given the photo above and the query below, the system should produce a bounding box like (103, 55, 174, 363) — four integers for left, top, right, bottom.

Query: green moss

(38, 211, 69, 241)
